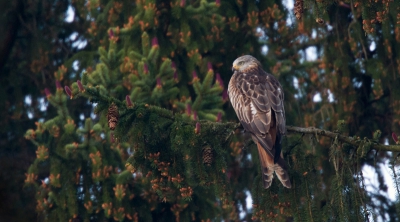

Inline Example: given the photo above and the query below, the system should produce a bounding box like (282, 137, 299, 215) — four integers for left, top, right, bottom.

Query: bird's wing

(228, 67, 290, 189)
(228, 70, 285, 157)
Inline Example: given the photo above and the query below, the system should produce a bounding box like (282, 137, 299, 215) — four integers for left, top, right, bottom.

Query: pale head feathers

(232, 55, 262, 72)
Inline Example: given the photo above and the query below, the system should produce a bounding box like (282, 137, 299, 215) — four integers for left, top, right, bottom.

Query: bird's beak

(232, 65, 237, 72)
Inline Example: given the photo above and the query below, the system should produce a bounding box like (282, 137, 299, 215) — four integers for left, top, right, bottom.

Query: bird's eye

(238, 61, 245, 66)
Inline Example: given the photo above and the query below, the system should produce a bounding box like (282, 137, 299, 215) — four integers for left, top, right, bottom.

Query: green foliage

(19, 0, 400, 221)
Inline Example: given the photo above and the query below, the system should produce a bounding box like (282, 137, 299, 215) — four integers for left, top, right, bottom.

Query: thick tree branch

(0, 1, 22, 70)
(286, 126, 400, 152)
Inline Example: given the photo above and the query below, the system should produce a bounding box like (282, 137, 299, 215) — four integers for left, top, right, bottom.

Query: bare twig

(286, 126, 400, 152)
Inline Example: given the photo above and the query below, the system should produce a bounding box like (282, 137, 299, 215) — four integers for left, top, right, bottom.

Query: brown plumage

(228, 55, 291, 188)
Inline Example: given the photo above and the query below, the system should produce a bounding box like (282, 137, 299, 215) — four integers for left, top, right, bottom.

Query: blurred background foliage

(1, 0, 400, 221)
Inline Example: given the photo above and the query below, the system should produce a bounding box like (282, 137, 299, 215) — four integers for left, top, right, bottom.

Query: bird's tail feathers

(257, 142, 275, 188)
(274, 158, 291, 188)
(257, 142, 291, 189)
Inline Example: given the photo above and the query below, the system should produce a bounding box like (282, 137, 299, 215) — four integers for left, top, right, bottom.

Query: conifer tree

(22, 0, 400, 221)
(0, 0, 89, 220)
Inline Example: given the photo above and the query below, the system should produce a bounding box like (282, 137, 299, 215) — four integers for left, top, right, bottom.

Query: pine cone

(316, 18, 325, 24)
(294, 0, 303, 20)
(202, 145, 213, 166)
(107, 103, 119, 130)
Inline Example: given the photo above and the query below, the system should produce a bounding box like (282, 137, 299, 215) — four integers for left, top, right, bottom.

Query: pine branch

(286, 126, 400, 152)
(82, 85, 228, 123)
(76, 85, 400, 152)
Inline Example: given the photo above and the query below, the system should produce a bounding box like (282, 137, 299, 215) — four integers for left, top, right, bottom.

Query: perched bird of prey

(228, 55, 291, 188)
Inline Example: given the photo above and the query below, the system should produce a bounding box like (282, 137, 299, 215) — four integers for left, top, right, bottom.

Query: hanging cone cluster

(107, 103, 119, 130)
(294, 0, 304, 20)
(202, 145, 213, 166)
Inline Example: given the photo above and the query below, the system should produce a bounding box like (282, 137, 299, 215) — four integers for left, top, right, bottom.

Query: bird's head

(232, 55, 261, 72)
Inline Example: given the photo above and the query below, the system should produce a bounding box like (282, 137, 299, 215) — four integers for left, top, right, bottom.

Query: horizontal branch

(77, 86, 400, 152)
(286, 126, 400, 152)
